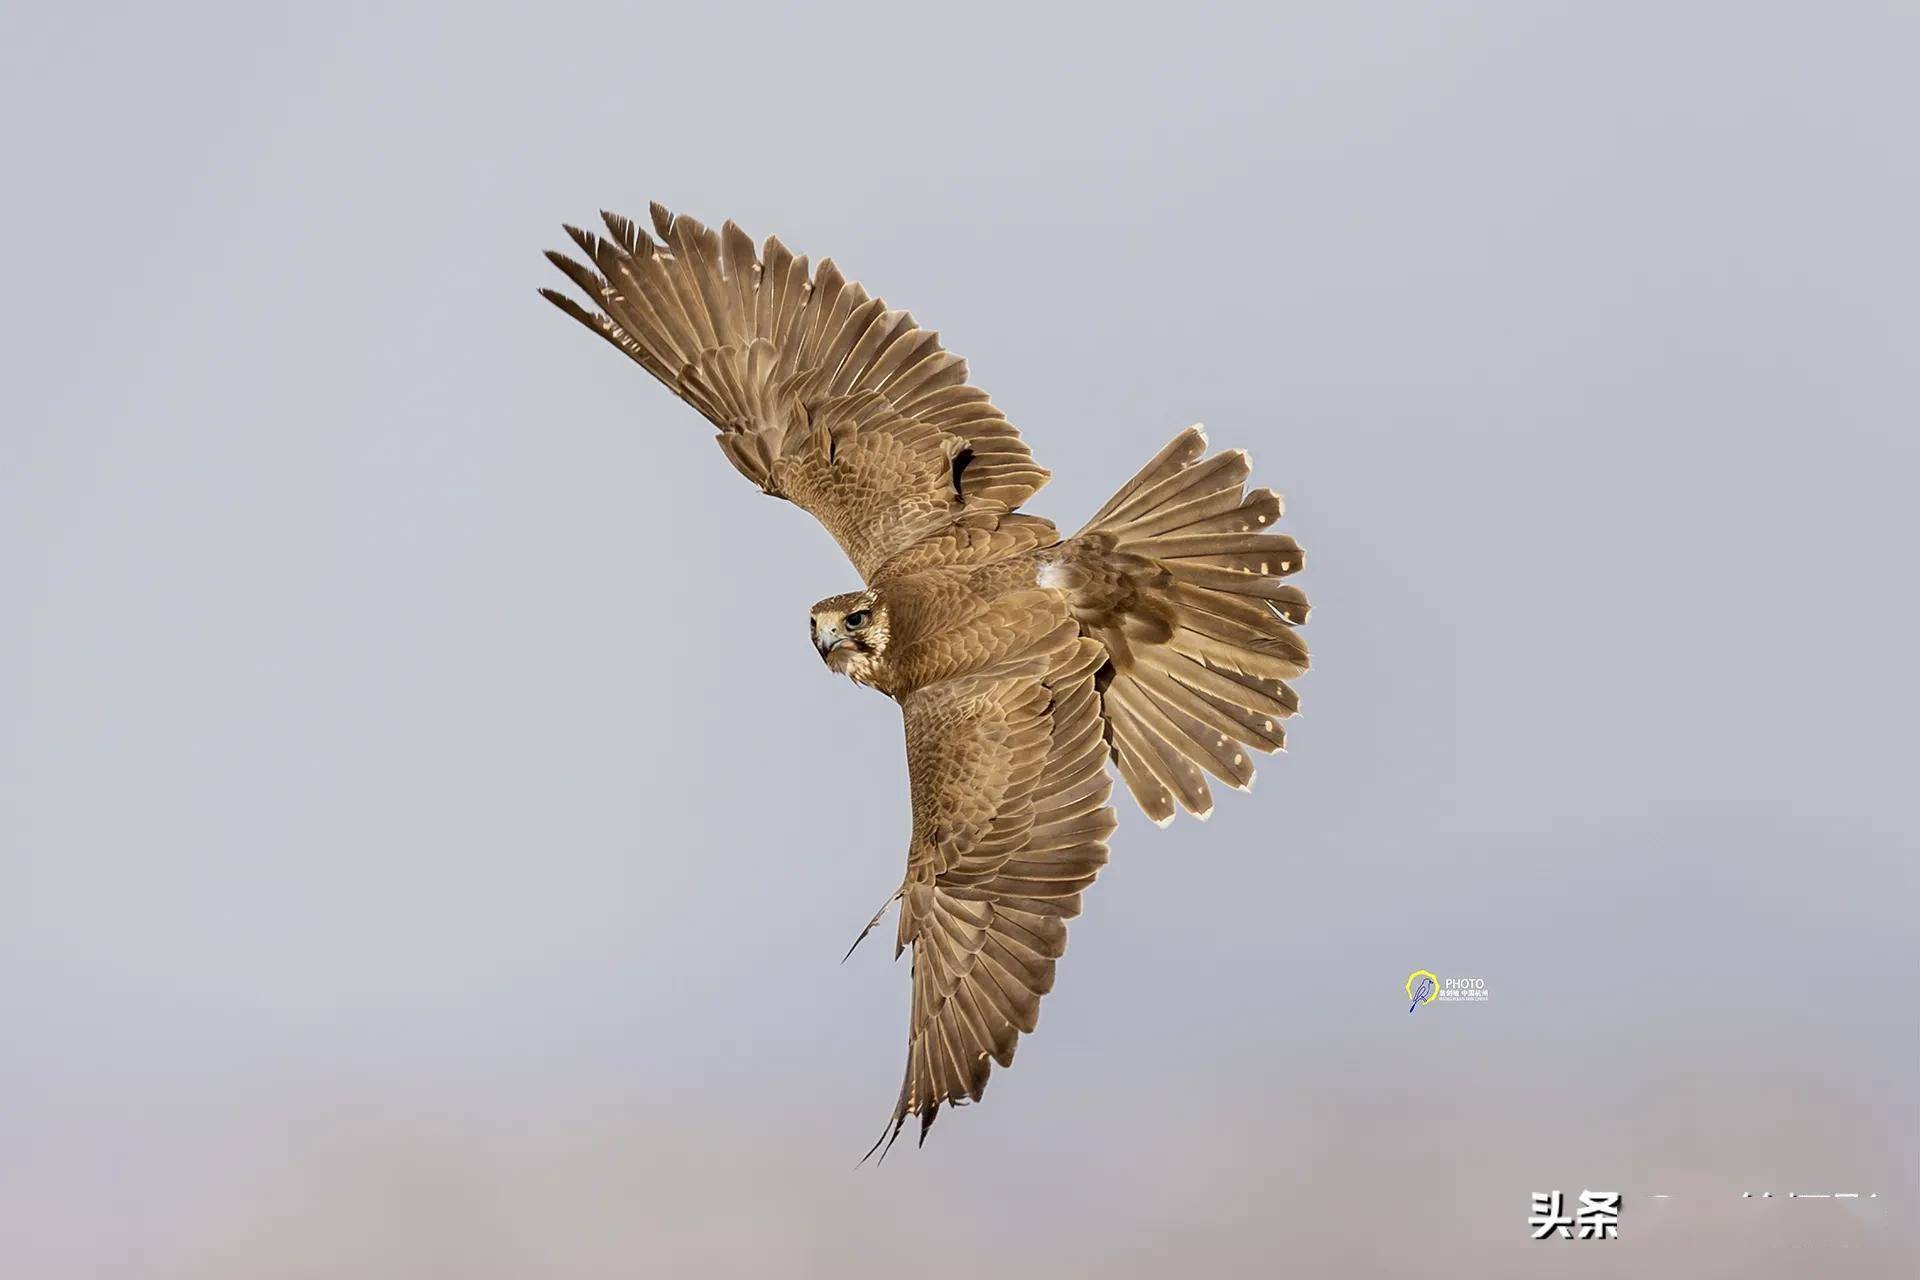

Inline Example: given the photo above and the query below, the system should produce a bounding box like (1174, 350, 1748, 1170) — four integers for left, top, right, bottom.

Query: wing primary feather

(842, 886, 904, 963)
(542, 203, 1051, 579)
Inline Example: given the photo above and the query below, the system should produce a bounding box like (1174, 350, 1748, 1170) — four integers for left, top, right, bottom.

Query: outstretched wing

(875, 628, 1116, 1155)
(541, 204, 1054, 581)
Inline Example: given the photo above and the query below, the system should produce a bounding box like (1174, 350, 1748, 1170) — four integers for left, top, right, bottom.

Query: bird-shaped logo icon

(1406, 970, 1439, 1013)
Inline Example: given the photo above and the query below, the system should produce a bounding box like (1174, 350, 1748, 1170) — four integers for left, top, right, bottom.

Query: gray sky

(4, 2, 1916, 1275)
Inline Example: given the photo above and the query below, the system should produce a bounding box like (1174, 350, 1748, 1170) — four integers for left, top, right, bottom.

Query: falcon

(540, 204, 1310, 1155)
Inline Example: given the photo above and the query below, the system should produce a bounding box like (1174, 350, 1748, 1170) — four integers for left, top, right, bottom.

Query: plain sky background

(4, 2, 1916, 1276)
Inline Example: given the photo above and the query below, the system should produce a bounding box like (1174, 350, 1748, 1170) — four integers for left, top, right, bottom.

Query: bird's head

(809, 589, 890, 683)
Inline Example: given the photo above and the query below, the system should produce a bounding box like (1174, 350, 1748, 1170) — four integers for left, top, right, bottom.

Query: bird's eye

(845, 609, 870, 629)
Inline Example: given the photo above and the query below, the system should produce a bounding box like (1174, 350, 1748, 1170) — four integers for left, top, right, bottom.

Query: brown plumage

(540, 204, 1310, 1155)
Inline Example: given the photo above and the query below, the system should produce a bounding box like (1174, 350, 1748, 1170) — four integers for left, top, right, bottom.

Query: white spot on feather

(1036, 558, 1069, 590)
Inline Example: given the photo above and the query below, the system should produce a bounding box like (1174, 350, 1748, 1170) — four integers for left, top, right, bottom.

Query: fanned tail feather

(1066, 425, 1309, 822)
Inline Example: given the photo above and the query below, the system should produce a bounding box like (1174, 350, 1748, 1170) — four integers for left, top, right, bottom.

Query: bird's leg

(841, 885, 904, 963)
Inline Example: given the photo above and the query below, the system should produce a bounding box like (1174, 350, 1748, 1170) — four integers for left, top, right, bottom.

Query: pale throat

(840, 651, 884, 686)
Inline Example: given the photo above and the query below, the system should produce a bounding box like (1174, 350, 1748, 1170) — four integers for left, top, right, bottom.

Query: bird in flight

(540, 204, 1309, 1156)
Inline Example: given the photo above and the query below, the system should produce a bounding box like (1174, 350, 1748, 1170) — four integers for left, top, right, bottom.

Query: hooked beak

(815, 627, 851, 658)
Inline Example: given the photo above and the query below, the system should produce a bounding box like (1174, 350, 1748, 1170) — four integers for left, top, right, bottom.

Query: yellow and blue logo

(1406, 969, 1439, 1013)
